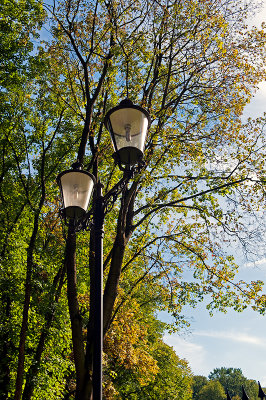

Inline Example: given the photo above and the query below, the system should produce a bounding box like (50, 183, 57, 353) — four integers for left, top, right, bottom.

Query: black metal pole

(93, 182, 104, 400)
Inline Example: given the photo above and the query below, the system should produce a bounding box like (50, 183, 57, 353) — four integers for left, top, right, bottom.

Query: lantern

(57, 168, 95, 219)
(104, 99, 151, 166)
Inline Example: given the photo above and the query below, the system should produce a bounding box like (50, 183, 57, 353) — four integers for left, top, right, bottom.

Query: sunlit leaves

(1, 0, 266, 398)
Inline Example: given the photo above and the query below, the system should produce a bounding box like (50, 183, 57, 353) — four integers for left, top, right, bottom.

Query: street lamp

(57, 99, 150, 400)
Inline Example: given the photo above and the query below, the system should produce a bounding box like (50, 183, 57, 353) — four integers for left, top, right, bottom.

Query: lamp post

(57, 99, 151, 400)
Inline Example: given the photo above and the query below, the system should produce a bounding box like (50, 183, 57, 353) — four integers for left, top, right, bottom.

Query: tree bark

(0, 293, 11, 399)
(103, 184, 136, 335)
(65, 222, 87, 399)
(14, 208, 42, 400)
(22, 265, 66, 400)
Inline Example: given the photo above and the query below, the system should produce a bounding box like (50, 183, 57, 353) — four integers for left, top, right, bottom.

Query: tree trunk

(0, 293, 11, 399)
(22, 265, 66, 400)
(14, 208, 42, 400)
(65, 222, 87, 399)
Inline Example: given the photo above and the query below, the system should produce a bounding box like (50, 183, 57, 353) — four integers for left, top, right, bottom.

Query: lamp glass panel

(109, 108, 148, 152)
(60, 171, 94, 212)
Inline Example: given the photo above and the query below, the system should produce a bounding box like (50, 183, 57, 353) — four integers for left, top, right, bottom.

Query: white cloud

(244, 4, 266, 119)
(195, 330, 266, 347)
(260, 376, 266, 387)
(164, 330, 266, 381)
(243, 258, 266, 268)
(163, 334, 210, 375)
(248, 4, 266, 28)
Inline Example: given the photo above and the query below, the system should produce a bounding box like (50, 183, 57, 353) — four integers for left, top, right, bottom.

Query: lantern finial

(119, 98, 133, 107)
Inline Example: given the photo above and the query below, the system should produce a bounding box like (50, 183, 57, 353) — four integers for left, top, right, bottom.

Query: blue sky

(163, 259, 266, 384)
(164, 3, 266, 385)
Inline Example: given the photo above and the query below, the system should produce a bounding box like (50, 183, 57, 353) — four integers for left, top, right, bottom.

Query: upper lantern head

(104, 99, 151, 166)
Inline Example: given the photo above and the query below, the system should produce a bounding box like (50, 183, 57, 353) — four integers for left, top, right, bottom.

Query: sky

(163, 2, 266, 386)
(163, 261, 266, 384)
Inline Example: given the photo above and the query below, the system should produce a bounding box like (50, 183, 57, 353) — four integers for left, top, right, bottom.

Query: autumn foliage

(0, 0, 266, 399)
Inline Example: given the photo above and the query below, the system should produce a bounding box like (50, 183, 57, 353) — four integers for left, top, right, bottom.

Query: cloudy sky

(164, 260, 266, 384)
(164, 2, 266, 385)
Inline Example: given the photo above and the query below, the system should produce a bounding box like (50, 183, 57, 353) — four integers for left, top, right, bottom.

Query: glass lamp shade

(57, 169, 95, 219)
(104, 99, 151, 166)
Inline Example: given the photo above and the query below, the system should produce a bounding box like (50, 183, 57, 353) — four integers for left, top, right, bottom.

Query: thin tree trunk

(14, 209, 42, 400)
(22, 265, 66, 400)
(65, 222, 87, 399)
(0, 293, 11, 399)
(103, 185, 136, 335)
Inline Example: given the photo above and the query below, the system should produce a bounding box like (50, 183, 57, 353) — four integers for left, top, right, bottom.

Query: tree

(192, 376, 208, 399)
(209, 367, 258, 399)
(197, 380, 226, 400)
(1, 0, 266, 399)
(104, 298, 193, 399)
(143, 340, 193, 400)
(0, 1, 48, 397)
(104, 298, 160, 398)
(209, 368, 246, 397)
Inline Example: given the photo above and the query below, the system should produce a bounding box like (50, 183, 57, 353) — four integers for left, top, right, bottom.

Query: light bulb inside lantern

(125, 124, 131, 142)
(73, 184, 79, 200)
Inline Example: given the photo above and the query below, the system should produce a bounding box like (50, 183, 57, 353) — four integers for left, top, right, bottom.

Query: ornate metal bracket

(59, 208, 94, 233)
(103, 160, 145, 214)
